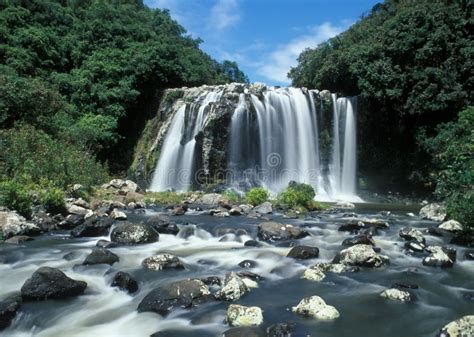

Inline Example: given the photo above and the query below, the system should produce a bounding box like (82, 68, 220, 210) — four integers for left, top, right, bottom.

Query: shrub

(0, 179, 33, 218)
(245, 187, 269, 206)
(278, 182, 316, 210)
(39, 185, 66, 214)
(223, 188, 241, 203)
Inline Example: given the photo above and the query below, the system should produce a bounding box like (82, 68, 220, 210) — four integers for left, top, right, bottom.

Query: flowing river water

(1, 204, 472, 337)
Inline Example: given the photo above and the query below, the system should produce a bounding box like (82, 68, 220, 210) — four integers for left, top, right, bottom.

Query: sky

(144, 0, 380, 86)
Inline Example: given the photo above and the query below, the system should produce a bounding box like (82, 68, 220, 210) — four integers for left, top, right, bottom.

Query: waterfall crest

(149, 84, 360, 202)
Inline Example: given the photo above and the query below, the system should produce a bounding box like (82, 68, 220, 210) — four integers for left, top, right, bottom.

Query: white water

(150, 91, 222, 192)
(150, 85, 360, 201)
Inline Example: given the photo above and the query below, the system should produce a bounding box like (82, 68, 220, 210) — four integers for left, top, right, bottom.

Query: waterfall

(150, 84, 360, 202)
(150, 90, 222, 191)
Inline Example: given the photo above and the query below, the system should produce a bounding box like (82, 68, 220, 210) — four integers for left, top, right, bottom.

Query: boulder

(0, 296, 21, 331)
(124, 191, 145, 203)
(342, 234, 375, 246)
(110, 209, 127, 220)
(21, 267, 87, 301)
(137, 279, 211, 315)
(227, 304, 263, 327)
(257, 222, 309, 242)
(399, 227, 426, 244)
(438, 315, 474, 337)
(111, 271, 138, 293)
(292, 296, 339, 320)
(419, 203, 447, 221)
(110, 223, 159, 244)
(215, 272, 249, 301)
(171, 205, 187, 216)
(423, 246, 456, 268)
(333, 244, 389, 268)
(244, 240, 262, 247)
(102, 179, 139, 194)
(0, 211, 40, 239)
(142, 254, 185, 270)
(287, 245, 319, 259)
(198, 193, 224, 206)
(302, 263, 359, 282)
(82, 248, 119, 266)
(4, 235, 33, 245)
(380, 288, 415, 302)
(146, 214, 179, 235)
(229, 207, 243, 216)
(32, 211, 58, 231)
(73, 198, 90, 209)
(58, 214, 85, 229)
(253, 202, 272, 215)
(96, 239, 118, 249)
(405, 241, 425, 253)
(438, 220, 463, 233)
(70, 216, 113, 238)
(67, 204, 89, 216)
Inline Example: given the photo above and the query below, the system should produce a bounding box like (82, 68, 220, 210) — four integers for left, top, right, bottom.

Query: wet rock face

(82, 248, 119, 266)
(438, 315, 474, 337)
(21, 267, 87, 301)
(226, 304, 263, 327)
(292, 296, 340, 320)
(111, 271, 138, 293)
(333, 244, 389, 268)
(287, 245, 319, 259)
(110, 223, 159, 244)
(257, 222, 309, 242)
(137, 279, 211, 316)
(70, 215, 113, 238)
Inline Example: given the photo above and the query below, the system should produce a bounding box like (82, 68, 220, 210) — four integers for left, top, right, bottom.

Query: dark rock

(342, 234, 375, 247)
(464, 250, 474, 260)
(70, 216, 113, 238)
(142, 254, 185, 270)
(338, 220, 364, 232)
(266, 323, 294, 337)
(426, 227, 444, 237)
(171, 205, 187, 216)
(461, 292, 474, 302)
(96, 239, 118, 249)
(404, 241, 425, 252)
(287, 245, 319, 259)
(137, 279, 211, 315)
(4, 235, 33, 245)
(83, 248, 119, 266)
(63, 251, 80, 261)
(223, 327, 265, 337)
(257, 222, 309, 242)
(236, 271, 264, 282)
(32, 211, 58, 231)
(200, 276, 222, 286)
(111, 223, 159, 244)
(275, 241, 297, 248)
(244, 240, 261, 247)
(450, 232, 474, 247)
(362, 226, 379, 236)
(0, 296, 21, 331)
(146, 215, 179, 235)
(59, 214, 85, 229)
(21, 267, 87, 301)
(111, 271, 138, 293)
(238, 260, 257, 268)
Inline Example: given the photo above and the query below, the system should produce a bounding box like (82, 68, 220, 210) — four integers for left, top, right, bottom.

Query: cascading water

(150, 90, 222, 191)
(150, 84, 360, 202)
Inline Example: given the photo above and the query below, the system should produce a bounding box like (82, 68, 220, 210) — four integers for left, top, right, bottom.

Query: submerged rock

(292, 295, 339, 320)
(227, 304, 263, 327)
(438, 315, 474, 337)
(0, 210, 40, 239)
(137, 279, 211, 315)
(223, 327, 265, 337)
(83, 248, 119, 266)
(216, 272, 249, 301)
(380, 288, 415, 302)
(342, 234, 375, 246)
(419, 203, 447, 221)
(438, 220, 463, 233)
(111, 271, 138, 293)
(4, 235, 33, 245)
(238, 260, 257, 269)
(142, 254, 185, 270)
(0, 296, 21, 331)
(334, 244, 389, 268)
(110, 223, 159, 244)
(257, 222, 309, 242)
(266, 323, 293, 337)
(21, 267, 87, 301)
(423, 246, 456, 268)
(287, 245, 319, 259)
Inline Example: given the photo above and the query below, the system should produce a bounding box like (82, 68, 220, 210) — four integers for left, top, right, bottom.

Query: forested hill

(0, 0, 247, 180)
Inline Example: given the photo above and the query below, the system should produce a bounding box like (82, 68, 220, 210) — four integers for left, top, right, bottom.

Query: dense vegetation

(0, 0, 247, 215)
(290, 0, 473, 225)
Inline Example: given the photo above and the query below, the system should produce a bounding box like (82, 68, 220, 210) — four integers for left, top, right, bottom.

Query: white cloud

(208, 0, 240, 30)
(257, 22, 347, 84)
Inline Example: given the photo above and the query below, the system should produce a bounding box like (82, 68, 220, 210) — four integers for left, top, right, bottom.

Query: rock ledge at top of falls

(21, 267, 87, 301)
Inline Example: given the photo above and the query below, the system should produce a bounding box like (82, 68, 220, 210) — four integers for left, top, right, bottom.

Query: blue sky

(144, 0, 380, 86)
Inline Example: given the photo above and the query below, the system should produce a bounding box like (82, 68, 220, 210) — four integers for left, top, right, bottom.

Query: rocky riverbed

(0, 189, 473, 336)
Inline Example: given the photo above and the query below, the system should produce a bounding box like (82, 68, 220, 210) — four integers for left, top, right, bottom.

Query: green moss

(245, 187, 269, 206)
(164, 89, 184, 103)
